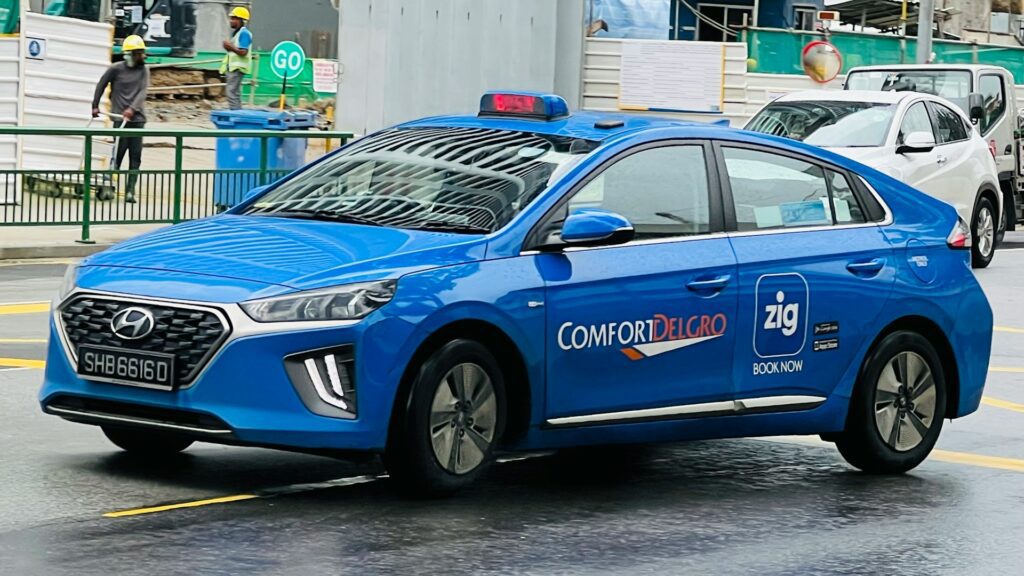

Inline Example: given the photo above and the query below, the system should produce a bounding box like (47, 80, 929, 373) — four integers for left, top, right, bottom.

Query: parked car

(845, 64, 1020, 232)
(41, 93, 992, 495)
(746, 89, 1002, 268)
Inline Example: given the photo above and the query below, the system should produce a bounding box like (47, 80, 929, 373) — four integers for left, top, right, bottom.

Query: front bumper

(40, 294, 410, 452)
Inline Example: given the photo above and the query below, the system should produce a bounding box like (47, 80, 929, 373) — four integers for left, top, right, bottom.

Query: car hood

(83, 215, 489, 292)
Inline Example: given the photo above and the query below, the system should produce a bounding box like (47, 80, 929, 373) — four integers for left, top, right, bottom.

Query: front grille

(60, 295, 229, 385)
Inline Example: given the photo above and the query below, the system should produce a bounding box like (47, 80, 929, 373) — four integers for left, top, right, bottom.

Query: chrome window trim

(45, 405, 233, 435)
(519, 231, 729, 256)
(55, 288, 359, 390)
(546, 395, 827, 427)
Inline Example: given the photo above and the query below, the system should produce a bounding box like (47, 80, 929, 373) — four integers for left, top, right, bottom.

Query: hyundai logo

(110, 307, 155, 340)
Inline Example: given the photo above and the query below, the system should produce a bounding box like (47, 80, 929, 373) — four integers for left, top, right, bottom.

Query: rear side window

(929, 103, 970, 144)
(721, 146, 870, 231)
(978, 74, 1006, 135)
(568, 145, 711, 239)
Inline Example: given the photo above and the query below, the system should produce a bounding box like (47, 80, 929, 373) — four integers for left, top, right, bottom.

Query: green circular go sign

(270, 41, 306, 80)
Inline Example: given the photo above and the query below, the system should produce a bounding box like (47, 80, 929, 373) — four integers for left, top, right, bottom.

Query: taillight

(989, 139, 997, 158)
(947, 217, 972, 250)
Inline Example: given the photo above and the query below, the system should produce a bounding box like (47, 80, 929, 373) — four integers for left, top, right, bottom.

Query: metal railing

(0, 126, 353, 244)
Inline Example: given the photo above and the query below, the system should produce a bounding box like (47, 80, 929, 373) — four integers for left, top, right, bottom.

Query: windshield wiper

(412, 221, 492, 234)
(258, 208, 382, 227)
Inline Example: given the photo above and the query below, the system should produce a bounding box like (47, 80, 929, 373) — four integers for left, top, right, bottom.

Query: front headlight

(240, 280, 397, 322)
(54, 262, 80, 306)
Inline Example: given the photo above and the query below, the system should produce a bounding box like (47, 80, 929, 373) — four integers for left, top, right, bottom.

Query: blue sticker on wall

(754, 273, 809, 358)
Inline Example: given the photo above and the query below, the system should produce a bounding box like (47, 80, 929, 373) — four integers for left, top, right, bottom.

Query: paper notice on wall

(312, 59, 338, 93)
(618, 41, 724, 113)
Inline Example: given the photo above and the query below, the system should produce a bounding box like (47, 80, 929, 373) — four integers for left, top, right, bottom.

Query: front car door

(716, 142, 896, 405)
(891, 100, 944, 194)
(978, 71, 1014, 179)
(924, 100, 975, 214)
(535, 141, 739, 423)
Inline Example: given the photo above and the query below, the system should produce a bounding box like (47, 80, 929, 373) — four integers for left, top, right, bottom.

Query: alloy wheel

(429, 362, 498, 474)
(977, 206, 995, 258)
(873, 351, 938, 452)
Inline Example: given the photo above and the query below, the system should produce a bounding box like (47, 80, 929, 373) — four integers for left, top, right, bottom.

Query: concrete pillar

(916, 0, 934, 63)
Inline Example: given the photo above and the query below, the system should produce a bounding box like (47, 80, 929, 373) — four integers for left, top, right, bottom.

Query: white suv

(746, 89, 1002, 267)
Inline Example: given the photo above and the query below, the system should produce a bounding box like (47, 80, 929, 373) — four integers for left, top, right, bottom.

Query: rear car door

(715, 143, 896, 403)
(537, 141, 739, 421)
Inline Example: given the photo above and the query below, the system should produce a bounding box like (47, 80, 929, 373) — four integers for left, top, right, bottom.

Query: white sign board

(618, 41, 724, 113)
(26, 37, 46, 60)
(312, 59, 338, 93)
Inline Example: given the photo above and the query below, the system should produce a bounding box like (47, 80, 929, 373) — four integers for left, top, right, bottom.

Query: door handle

(936, 155, 948, 165)
(687, 275, 731, 292)
(846, 259, 885, 275)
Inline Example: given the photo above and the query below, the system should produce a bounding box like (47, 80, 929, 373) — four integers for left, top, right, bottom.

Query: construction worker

(221, 6, 252, 110)
(91, 34, 149, 204)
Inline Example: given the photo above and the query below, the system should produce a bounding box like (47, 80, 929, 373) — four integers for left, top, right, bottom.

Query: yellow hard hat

(229, 6, 250, 20)
(122, 35, 146, 51)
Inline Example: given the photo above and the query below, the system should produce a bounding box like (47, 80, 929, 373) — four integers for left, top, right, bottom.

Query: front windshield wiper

(256, 208, 382, 227)
(412, 221, 492, 234)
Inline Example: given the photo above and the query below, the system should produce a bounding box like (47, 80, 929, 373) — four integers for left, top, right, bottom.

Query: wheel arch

(976, 182, 1001, 228)
(863, 315, 960, 420)
(387, 319, 532, 447)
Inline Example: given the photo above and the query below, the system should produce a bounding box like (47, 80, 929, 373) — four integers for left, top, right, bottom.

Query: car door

(716, 143, 896, 403)
(978, 72, 1014, 178)
(535, 141, 739, 421)
(923, 100, 974, 213)
(891, 101, 944, 193)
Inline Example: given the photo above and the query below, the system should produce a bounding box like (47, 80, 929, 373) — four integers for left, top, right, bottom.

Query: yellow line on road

(995, 326, 1024, 334)
(990, 366, 1024, 373)
(0, 259, 74, 267)
(0, 358, 45, 369)
(0, 302, 50, 315)
(931, 450, 1024, 474)
(982, 396, 1024, 414)
(102, 494, 259, 518)
(0, 338, 47, 344)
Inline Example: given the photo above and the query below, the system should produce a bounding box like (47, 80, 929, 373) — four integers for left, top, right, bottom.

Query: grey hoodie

(92, 61, 150, 122)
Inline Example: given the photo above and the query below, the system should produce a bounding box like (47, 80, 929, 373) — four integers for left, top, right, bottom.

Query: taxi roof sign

(479, 92, 569, 121)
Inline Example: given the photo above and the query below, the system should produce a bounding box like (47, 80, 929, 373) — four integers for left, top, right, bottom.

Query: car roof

(772, 90, 927, 104)
(846, 64, 1011, 76)
(396, 110, 729, 142)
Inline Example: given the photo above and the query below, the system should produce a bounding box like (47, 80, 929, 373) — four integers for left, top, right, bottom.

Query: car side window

(979, 74, 1006, 135)
(930, 102, 969, 144)
(567, 145, 711, 239)
(898, 102, 933, 145)
(722, 147, 868, 231)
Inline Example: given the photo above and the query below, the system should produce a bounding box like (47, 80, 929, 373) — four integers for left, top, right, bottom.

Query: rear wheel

(971, 196, 996, 268)
(385, 339, 506, 496)
(102, 426, 194, 456)
(835, 331, 946, 474)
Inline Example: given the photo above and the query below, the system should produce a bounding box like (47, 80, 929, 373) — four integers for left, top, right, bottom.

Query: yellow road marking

(995, 326, 1024, 334)
(0, 358, 45, 369)
(990, 366, 1024, 374)
(0, 338, 47, 344)
(982, 396, 1024, 414)
(102, 494, 259, 518)
(0, 302, 50, 315)
(0, 258, 74, 267)
(931, 450, 1024, 474)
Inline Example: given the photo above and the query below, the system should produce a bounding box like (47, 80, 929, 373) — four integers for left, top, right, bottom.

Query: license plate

(77, 345, 176, 390)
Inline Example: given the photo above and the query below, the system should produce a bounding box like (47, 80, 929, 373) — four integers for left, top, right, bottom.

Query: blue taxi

(41, 93, 992, 494)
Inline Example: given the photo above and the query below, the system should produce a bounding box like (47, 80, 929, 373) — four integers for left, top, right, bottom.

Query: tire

(971, 196, 996, 268)
(102, 426, 194, 456)
(835, 331, 946, 474)
(385, 339, 506, 496)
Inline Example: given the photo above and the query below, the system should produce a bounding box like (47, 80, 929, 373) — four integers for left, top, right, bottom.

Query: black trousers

(115, 120, 145, 193)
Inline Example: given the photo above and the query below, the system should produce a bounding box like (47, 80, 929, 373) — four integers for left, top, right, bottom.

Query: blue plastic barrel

(210, 110, 316, 210)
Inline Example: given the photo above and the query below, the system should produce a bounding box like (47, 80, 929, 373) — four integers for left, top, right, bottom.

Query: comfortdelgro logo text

(558, 312, 728, 360)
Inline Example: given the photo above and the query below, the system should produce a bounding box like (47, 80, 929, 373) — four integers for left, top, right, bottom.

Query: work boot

(125, 191, 137, 204)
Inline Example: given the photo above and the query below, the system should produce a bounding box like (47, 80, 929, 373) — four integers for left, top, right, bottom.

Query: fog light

(284, 346, 357, 419)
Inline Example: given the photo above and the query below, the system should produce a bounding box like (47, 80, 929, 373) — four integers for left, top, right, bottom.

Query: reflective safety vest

(220, 27, 252, 74)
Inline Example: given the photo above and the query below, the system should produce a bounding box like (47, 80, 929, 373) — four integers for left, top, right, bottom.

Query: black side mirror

(968, 93, 985, 122)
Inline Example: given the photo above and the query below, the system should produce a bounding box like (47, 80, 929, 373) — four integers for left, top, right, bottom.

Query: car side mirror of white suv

(897, 132, 936, 155)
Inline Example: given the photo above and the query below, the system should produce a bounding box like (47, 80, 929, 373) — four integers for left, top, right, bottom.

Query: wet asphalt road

(1, 254, 1024, 575)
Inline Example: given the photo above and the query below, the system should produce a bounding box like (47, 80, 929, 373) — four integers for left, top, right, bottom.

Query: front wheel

(102, 426, 194, 456)
(385, 339, 506, 496)
(972, 197, 996, 268)
(835, 331, 946, 474)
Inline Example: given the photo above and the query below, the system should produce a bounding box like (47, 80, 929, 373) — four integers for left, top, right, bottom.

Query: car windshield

(846, 70, 972, 113)
(241, 127, 598, 233)
(746, 101, 895, 147)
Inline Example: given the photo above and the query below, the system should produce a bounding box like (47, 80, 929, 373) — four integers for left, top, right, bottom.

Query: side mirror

(968, 92, 985, 122)
(559, 208, 634, 247)
(243, 184, 270, 202)
(896, 131, 936, 154)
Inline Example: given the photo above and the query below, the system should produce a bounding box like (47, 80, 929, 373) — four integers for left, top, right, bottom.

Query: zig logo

(754, 273, 808, 358)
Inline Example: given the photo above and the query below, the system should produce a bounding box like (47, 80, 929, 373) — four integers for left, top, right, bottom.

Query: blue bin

(211, 110, 317, 209)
